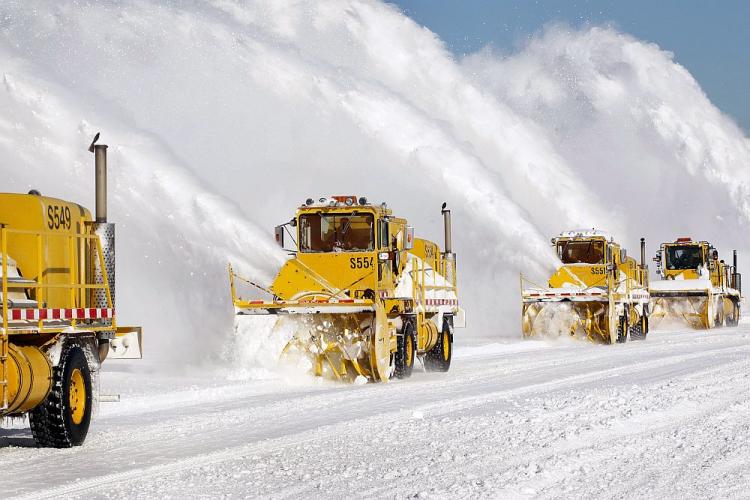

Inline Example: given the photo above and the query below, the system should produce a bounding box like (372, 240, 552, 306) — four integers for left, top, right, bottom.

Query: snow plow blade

(522, 288, 616, 343)
(650, 291, 710, 329)
(649, 279, 713, 329)
(232, 281, 392, 383)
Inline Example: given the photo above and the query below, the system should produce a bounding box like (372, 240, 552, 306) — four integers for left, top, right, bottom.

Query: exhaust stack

(88, 133, 116, 313)
(442, 202, 452, 254)
(640, 238, 646, 268)
(89, 133, 108, 223)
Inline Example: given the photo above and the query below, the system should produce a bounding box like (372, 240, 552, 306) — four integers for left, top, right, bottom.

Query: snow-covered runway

(2, 326, 749, 499)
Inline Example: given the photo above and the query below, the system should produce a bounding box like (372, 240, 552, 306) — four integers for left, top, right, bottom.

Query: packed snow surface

(2, 325, 750, 499)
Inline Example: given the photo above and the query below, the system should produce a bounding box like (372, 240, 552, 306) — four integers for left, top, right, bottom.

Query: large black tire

(629, 314, 648, 341)
(425, 318, 452, 372)
(29, 344, 92, 448)
(616, 315, 627, 343)
(715, 304, 725, 328)
(394, 321, 416, 379)
(726, 302, 740, 327)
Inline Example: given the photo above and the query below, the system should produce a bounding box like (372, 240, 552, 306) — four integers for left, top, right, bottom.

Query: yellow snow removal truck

(229, 196, 464, 382)
(0, 134, 142, 447)
(650, 237, 741, 328)
(521, 230, 650, 343)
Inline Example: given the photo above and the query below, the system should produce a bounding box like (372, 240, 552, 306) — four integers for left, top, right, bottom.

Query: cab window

(299, 213, 374, 252)
(557, 240, 605, 264)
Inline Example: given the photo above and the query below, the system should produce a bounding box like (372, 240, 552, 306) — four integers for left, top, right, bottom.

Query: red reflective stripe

(6, 308, 115, 321)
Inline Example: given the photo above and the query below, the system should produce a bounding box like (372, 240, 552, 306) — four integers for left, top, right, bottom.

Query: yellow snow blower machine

(521, 230, 650, 343)
(230, 196, 464, 382)
(650, 238, 741, 329)
(0, 134, 142, 447)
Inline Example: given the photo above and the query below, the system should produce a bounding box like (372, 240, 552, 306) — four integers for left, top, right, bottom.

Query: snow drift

(0, 1, 748, 369)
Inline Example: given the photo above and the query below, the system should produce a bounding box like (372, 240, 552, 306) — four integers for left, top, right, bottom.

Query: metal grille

(93, 223, 115, 318)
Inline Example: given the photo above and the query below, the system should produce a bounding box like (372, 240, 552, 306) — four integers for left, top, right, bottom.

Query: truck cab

(271, 196, 412, 301)
(656, 238, 720, 284)
(549, 230, 647, 290)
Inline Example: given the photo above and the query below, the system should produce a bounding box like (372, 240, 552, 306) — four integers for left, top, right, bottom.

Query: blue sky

(390, 0, 750, 132)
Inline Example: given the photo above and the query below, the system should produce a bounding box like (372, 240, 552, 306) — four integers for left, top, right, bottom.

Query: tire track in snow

(14, 336, 750, 499)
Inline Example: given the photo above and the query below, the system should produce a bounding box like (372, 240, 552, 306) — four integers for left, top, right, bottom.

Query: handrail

(410, 253, 458, 307)
(0, 225, 114, 335)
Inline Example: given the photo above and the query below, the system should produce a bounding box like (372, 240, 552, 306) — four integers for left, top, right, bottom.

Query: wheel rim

(405, 335, 413, 366)
(442, 331, 450, 361)
(69, 368, 86, 425)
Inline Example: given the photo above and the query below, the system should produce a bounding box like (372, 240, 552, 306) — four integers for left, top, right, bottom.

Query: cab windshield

(299, 212, 374, 252)
(666, 245, 704, 270)
(557, 240, 605, 264)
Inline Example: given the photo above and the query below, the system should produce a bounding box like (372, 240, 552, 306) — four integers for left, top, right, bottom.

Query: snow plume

(1, 2, 749, 369)
(0, 48, 284, 367)
(464, 25, 750, 257)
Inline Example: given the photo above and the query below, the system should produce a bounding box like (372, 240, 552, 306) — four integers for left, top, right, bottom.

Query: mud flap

(106, 327, 143, 359)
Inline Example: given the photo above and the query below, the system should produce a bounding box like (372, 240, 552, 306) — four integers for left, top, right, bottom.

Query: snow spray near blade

(225, 316, 340, 386)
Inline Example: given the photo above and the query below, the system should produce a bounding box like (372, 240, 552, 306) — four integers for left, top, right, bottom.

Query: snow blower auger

(0, 134, 142, 448)
(521, 230, 650, 344)
(229, 197, 465, 383)
(650, 238, 742, 329)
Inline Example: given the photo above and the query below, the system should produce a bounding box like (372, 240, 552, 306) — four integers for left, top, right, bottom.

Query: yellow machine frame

(0, 134, 142, 448)
(521, 231, 650, 344)
(230, 196, 462, 382)
(650, 238, 742, 329)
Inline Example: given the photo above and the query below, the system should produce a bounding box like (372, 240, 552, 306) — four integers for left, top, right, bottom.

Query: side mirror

(620, 249, 627, 263)
(274, 225, 284, 248)
(404, 226, 414, 250)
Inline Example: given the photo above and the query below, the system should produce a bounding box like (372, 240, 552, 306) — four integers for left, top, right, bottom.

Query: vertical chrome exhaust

(640, 238, 646, 268)
(89, 133, 108, 223)
(442, 202, 452, 254)
(441, 202, 455, 287)
(88, 133, 115, 314)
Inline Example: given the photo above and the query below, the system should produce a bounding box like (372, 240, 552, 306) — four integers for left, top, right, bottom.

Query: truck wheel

(726, 302, 740, 327)
(616, 316, 627, 343)
(629, 315, 647, 341)
(29, 344, 92, 448)
(715, 306, 725, 328)
(425, 319, 452, 372)
(394, 321, 415, 379)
